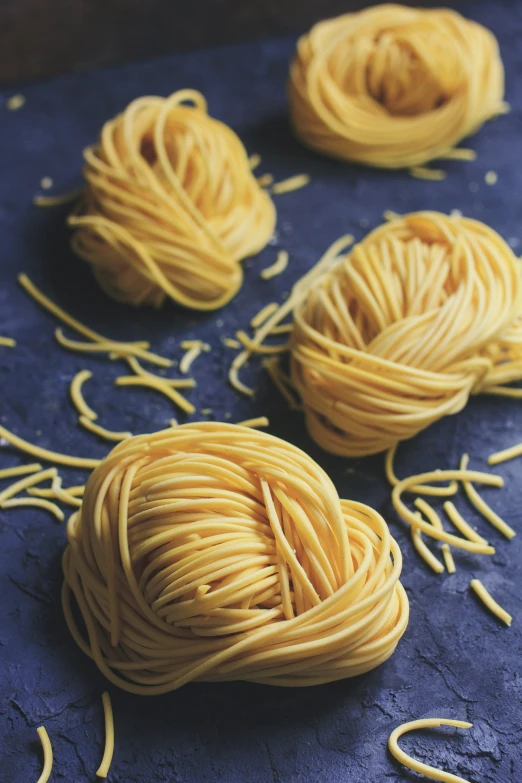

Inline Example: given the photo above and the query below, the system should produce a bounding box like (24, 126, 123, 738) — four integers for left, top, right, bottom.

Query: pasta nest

(291, 212, 522, 456)
(62, 423, 408, 694)
(288, 5, 505, 167)
(69, 90, 276, 310)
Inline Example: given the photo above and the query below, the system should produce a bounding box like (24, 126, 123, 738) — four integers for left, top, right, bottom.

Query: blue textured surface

(1, 2, 522, 781)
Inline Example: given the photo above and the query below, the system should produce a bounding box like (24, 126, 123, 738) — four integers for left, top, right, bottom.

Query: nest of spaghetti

(69, 90, 276, 311)
(288, 4, 505, 168)
(62, 422, 408, 694)
(290, 212, 522, 457)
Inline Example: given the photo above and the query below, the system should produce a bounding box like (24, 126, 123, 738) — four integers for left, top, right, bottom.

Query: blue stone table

(1, 1, 521, 780)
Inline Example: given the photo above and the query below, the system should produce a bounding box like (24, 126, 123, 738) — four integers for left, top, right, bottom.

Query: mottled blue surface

(1, 2, 522, 781)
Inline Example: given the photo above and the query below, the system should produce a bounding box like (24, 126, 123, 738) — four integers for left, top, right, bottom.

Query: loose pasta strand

(388, 718, 473, 783)
(35, 726, 53, 783)
(96, 691, 115, 778)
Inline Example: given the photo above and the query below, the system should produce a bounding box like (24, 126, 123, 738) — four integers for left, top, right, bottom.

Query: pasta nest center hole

(291, 211, 522, 456)
(68, 90, 276, 310)
(62, 423, 408, 693)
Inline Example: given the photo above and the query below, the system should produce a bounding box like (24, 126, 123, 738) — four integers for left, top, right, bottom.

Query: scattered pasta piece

(79, 416, 132, 442)
(237, 417, 269, 428)
(271, 174, 310, 195)
(388, 718, 473, 783)
(179, 341, 209, 374)
(438, 148, 477, 162)
(6, 94, 25, 111)
(0, 463, 43, 480)
(114, 376, 195, 415)
(442, 545, 456, 574)
(470, 579, 512, 625)
(40, 177, 53, 190)
(125, 356, 194, 388)
(70, 370, 97, 421)
(0, 337, 16, 347)
(200, 408, 213, 416)
(260, 251, 289, 280)
(0, 467, 58, 506)
(485, 170, 498, 185)
(1, 496, 64, 521)
(222, 337, 241, 349)
(443, 501, 489, 545)
(256, 173, 274, 187)
(35, 726, 53, 783)
(392, 469, 501, 553)
(33, 187, 84, 207)
(0, 424, 100, 469)
(169, 418, 178, 427)
(96, 692, 115, 778)
(250, 302, 279, 329)
(488, 441, 522, 466)
(409, 166, 446, 181)
(18, 273, 171, 367)
(460, 454, 515, 539)
(386, 445, 458, 497)
(248, 153, 261, 170)
(411, 525, 445, 574)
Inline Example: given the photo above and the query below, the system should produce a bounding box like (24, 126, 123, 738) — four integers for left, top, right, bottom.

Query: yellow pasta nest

(69, 90, 276, 310)
(291, 212, 522, 456)
(288, 5, 505, 167)
(62, 422, 408, 694)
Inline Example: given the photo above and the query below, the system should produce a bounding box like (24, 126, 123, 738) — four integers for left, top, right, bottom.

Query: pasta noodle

(460, 454, 515, 539)
(470, 579, 512, 625)
(488, 441, 522, 466)
(1, 496, 64, 521)
(289, 6, 505, 168)
(96, 691, 115, 778)
(0, 463, 43, 480)
(114, 375, 195, 415)
(388, 718, 473, 783)
(35, 726, 53, 783)
(271, 174, 310, 195)
(289, 212, 522, 456)
(70, 370, 97, 420)
(0, 424, 100, 469)
(0, 337, 16, 347)
(79, 416, 132, 442)
(62, 422, 408, 694)
(68, 90, 276, 310)
(18, 273, 171, 367)
(260, 251, 289, 280)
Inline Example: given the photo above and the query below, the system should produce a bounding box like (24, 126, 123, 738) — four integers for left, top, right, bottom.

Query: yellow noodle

(125, 356, 195, 388)
(442, 545, 456, 574)
(0, 337, 16, 347)
(35, 726, 53, 783)
(0, 463, 43, 480)
(79, 416, 132, 442)
(33, 187, 84, 207)
(470, 579, 512, 625)
(70, 370, 97, 421)
(237, 417, 269, 428)
(96, 691, 115, 778)
(459, 453, 514, 539)
(443, 501, 489, 545)
(18, 273, 171, 367)
(248, 154, 261, 170)
(251, 302, 279, 329)
(62, 422, 408, 694)
(68, 90, 275, 311)
(222, 337, 241, 349)
(409, 167, 446, 181)
(0, 424, 100, 469)
(2, 496, 64, 521)
(392, 469, 501, 553)
(256, 173, 274, 188)
(114, 375, 195, 415)
(179, 342, 208, 374)
(0, 468, 57, 505)
(260, 251, 289, 280)
(488, 441, 522, 466)
(288, 212, 522, 456)
(7, 94, 25, 111)
(385, 444, 458, 497)
(289, 6, 504, 168)
(388, 718, 473, 783)
(271, 174, 310, 195)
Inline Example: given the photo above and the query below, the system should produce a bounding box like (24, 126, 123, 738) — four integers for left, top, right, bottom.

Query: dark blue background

(1, 2, 521, 780)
